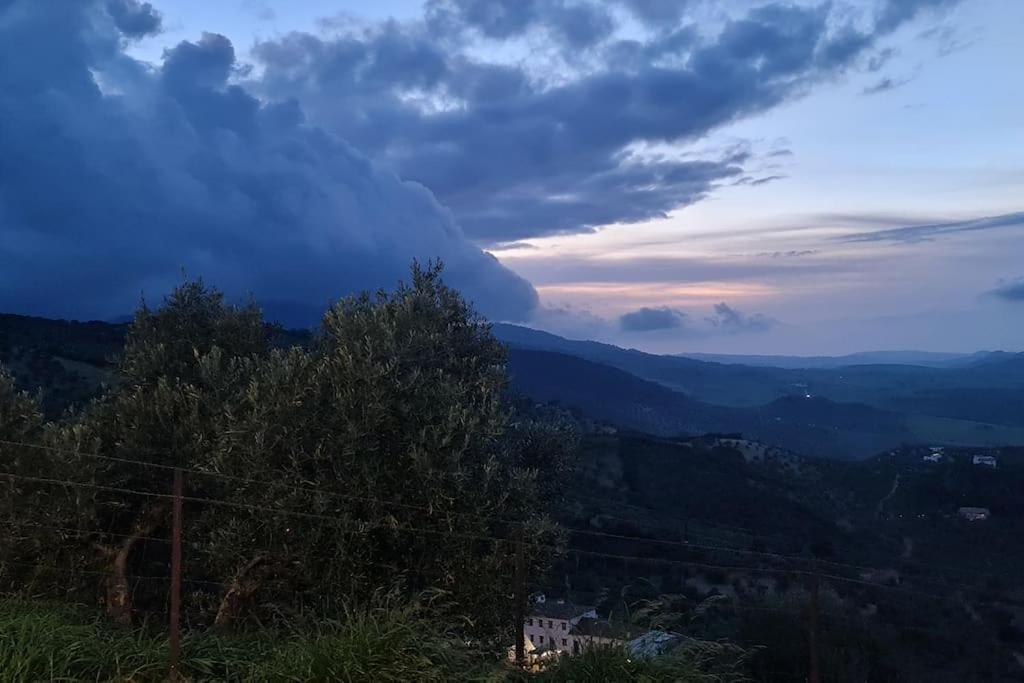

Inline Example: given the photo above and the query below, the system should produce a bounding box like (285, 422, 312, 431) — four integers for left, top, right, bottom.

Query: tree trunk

(99, 503, 167, 625)
(214, 555, 271, 628)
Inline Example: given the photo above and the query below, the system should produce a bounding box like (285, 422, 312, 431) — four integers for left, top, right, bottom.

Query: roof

(529, 601, 595, 620)
(629, 630, 684, 657)
(569, 617, 638, 640)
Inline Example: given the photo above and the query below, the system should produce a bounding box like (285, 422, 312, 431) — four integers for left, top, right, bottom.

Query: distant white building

(959, 507, 991, 522)
(973, 455, 998, 468)
(516, 596, 678, 667)
(929, 446, 945, 454)
(519, 599, 597, 664)
(922, 453, 943, 463)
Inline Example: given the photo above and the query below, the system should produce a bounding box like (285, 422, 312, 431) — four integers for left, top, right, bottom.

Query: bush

(518, 642, 751, 683)
(0, 597, 498, 682)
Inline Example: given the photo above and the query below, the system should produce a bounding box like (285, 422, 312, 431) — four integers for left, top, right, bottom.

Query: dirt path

(876, 473, 901, 518)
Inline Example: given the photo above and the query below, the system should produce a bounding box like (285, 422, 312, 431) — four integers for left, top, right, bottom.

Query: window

(561, 622, 567, 630)
(538, 635, 544, 644)
(561, 638, 568, 646)
(548, 620, 553, 628)
(526, 618, 532, 626)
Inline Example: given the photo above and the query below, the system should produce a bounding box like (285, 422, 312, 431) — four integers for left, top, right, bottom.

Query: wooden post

(169, 469, 183, 678)
(514, 531, 526, 666)
(808, 570, 820, 683)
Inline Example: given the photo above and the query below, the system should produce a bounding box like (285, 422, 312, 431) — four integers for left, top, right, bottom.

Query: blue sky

(1, 0, 1021, 354)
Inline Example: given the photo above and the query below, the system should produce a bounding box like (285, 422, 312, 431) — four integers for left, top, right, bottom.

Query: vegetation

(3, 267, 1024, 680)
(0, 265, 577, 648)
(0, 596, 495, 682)
(517, 643, 751, 683)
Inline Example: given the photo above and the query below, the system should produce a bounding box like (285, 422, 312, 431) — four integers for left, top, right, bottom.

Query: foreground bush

(0, 598, 498, 682)
(519, 642, 751, 683)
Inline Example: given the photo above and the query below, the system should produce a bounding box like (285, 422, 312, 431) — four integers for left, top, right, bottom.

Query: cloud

(251, 0, 960, 244)
(989, 278, 1024, 303)
(838, 211, 1024, 243)
(734, 174, 787, 187)
(426, 0, 615, 48)
(0, 0, 538, 324)
(862, 75, 912, 95)
(920, 25, 978, 57)
(613, 0, 694, 27)
(106, 0, 163, 38)
(619, 307, 689, 332)
(705, 303, 776, 334)
(241, 0, 276, 22)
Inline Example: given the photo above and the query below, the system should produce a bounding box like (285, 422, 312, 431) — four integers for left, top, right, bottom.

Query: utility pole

(169, 469, 184, 679)
(807, 569, 820, 683)
(513, 530, 526, 666)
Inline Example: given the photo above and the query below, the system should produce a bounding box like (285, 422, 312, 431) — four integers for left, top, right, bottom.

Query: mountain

(678, 350, 981, 369)
(4, 313, 1023, 461)
(493, 324, 1024, 427)
(506, 348, 1024, 460)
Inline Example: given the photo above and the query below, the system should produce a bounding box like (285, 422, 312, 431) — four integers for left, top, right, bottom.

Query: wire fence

(2, 436, 1021, 678)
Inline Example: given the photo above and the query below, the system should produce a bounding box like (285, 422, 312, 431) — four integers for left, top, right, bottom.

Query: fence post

(514, 530, 526, 666)
(808, 569, 820, 683)
(169, 468, 184, 678)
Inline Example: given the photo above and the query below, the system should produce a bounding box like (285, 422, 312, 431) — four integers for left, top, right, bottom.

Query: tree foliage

(0, 263, 578, 641)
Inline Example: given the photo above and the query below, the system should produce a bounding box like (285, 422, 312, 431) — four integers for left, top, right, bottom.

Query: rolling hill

(3, 313, 1023, 460)
(493, 323, 1024, 427)
(506, 349, 1024, 460)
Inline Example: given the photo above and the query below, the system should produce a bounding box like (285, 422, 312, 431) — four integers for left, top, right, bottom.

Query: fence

(0, 437, 1019, 680)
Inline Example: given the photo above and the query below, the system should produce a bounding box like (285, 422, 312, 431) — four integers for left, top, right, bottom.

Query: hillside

(679, 350, 983, 369)
(507, 349, 1024, 460)
(557, 432, 1024, 682)
(495, 324, 1024, 427)
(4, 314, 1024, 461)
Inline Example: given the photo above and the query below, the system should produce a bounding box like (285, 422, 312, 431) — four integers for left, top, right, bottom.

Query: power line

(3, 452, 1018, 612)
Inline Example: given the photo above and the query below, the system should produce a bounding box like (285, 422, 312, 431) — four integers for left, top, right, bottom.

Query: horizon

(0, 0, 1021, 355)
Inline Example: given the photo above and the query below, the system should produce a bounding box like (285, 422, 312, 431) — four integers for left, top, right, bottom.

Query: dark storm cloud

(619, 307, 689, 332)
(0, 0, 537, 323)
(252, 0, 959, 244)
(613, 0, 694, 27)
(705, 303, 776, 334)
(106, 0, 162, 38)
(425, 0, 615, 48)
(989, 278, 1024, 303)
(838, 211, 1024, 243)
(874, 0, 961, 33)
(615, 302, 779, 336)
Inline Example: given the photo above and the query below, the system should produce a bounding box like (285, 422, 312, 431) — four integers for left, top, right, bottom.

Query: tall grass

(516, 642, 752, 683)
(0, 597, 499, 682)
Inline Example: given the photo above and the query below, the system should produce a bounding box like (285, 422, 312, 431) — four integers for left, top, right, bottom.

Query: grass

(514, 642, 751, 683)
(0, 597, 498, 682)
(0, 597, 756, 682)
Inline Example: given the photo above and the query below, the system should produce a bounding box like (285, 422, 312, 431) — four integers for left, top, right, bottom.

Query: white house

(922, 453, 943, 463)
(520, 599, 597, 662)
(958, 507, 991, 522)
(973, 455, 997, 468)
(517, 597, 678, 666)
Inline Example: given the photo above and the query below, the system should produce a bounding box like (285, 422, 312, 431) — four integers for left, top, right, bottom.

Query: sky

(0, 0, 1021, 355)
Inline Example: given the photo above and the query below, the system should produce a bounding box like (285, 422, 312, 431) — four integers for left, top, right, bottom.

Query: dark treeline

(0, 263, 576, 640)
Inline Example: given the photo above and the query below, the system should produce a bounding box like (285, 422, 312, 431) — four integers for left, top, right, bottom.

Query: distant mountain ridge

(506, 348, 1024, 460)
(3, 313, 1023, 461)
(493, 323, 1024, 458)
(677, 350, 994, 369)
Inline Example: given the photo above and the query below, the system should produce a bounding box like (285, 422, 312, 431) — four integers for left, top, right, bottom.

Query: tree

(199, 263, 573, 635)
(54, 283, 269, 623)
(2, 264, 578, 639)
